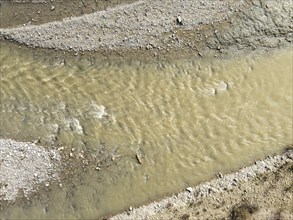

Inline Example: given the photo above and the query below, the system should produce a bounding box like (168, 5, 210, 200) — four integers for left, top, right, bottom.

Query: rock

(176, 16, 183, 25)
(218, 81, 229, 91)
(211, 88, 217, 95)
(186, 187, 193, 193)
(51, 6, 55, 11)
(136, 154, 143, 164)
(218, 172, 223, 178)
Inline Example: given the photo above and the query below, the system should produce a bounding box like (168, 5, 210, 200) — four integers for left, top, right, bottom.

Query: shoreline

(110, 147, 293, 220)
(1, 137, 292, 219)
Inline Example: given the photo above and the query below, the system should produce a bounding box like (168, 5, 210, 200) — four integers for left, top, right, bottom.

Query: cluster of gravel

(0, 139, 60, 202)
(0, 0, 243, 51)
(111, 149, 293, 220)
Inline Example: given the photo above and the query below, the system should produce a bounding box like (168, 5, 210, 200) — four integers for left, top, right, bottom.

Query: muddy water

(0, 44, 292, 219)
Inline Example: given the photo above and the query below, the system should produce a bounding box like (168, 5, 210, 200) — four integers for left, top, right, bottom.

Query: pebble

(186, 187, 193, 193)
(176, 16, 183, 25)
(136, 154, 143, 164)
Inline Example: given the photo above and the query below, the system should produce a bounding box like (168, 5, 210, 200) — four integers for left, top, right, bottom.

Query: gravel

(0, 0, 244, 51)
(0, 139, 61, 202)
(0, 0, 291, 61)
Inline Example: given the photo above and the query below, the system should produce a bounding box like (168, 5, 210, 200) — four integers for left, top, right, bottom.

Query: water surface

(0, 44, 292, 219)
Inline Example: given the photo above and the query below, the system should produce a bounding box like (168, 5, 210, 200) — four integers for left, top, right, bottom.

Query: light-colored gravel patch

(0, 139, 61, 202)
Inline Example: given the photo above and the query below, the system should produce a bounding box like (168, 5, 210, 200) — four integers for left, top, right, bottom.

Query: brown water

(0, 43, 292, 219)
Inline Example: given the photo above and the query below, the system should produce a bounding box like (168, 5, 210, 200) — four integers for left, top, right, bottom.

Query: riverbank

(0, 0, 292, 61)
(111, 147, 293, 220)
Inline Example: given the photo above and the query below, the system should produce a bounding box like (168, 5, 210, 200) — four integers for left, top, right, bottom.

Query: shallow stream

(0, 43, 292, 219)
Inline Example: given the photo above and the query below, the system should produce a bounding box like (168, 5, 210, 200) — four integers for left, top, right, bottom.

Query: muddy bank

(0, 0, 291, 60)
(110, 148, 293, 220)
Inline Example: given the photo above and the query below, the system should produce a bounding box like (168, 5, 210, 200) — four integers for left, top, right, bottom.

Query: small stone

(34, 138, 41, 144)
(129, 206, 133, 211)
(176, 16, 183, 26)
(95, 166, 101, 171)
(186, 187, 193, 193)
(211, 88, 217, 95)
(51, 6, 55, 11)
(136, 154, 143, 164)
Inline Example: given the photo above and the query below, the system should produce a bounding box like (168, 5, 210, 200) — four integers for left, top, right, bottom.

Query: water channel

(0, 43, 292, 219)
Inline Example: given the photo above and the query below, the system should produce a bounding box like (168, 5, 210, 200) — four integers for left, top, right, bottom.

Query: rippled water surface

(0, 43, 292, 219)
